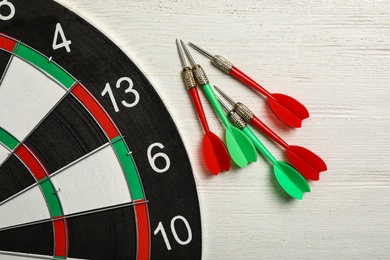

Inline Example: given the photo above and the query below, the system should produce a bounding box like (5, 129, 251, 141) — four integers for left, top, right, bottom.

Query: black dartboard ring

(0, 0, 201, 259)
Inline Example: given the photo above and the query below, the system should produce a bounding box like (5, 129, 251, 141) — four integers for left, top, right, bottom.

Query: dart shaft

(214, 84, 291, 150)
(202, 83, 232, 131)
(241, 126, 278, 165)
(230, 66, 272, 99)
(188, 87, 211, 133)
(250, 116, 290, 150)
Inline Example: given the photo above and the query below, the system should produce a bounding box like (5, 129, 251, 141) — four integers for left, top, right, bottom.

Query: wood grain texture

(55, 0, 390, 259)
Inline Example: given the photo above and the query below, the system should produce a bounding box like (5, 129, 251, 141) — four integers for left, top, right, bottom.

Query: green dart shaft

(202, 83, 233, 131)
(179, 40, 232, 131)
(203, 83, 256, 167)
(241, 125, 278, 165)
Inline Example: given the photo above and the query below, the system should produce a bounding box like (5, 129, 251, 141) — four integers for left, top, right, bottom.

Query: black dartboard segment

(0, 221, 54, 256)
(67, 206, 137, 259)
(0, 0, 201, 259)
(0, 50, 10, 76)
(25, 94, 108, 174)
(0, 154, 35, 202)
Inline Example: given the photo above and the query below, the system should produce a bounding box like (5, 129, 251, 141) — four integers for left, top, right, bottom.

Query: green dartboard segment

(111, 136, 145, 200)
(39, 178, 63, 217)
(15, 44, 76, 89)
(0, 127, 19, 150)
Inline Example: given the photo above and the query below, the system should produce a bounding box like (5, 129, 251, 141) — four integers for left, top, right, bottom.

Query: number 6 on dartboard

(147, 142, 171, 173)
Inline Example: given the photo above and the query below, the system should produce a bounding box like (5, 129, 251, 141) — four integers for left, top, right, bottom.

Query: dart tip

(179, 39, 196, 67)
(176, 38, 188, 68)
(188, 42, 214, 59)
(214, 85, 237, 106)
(214, 94, 229, 113)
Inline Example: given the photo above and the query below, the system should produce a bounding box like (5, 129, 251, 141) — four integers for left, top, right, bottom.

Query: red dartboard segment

(71, 83, 119, 140)
(134, 200, 150, 260)
(53, 218, 68, 258)
(0, 34, 16, 53)
(15, 145, 47, 181)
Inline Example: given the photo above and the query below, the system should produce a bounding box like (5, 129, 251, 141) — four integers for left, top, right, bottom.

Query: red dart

(176, 40, 230, 175)
(214, 86, 326, 180)
(189, 42, 309, 128)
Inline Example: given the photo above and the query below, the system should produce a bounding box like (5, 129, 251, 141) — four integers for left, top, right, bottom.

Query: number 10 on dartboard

(154, 215, 193, 251)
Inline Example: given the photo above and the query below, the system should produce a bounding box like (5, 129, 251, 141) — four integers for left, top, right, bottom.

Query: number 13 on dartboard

(101, 76, 140, 112)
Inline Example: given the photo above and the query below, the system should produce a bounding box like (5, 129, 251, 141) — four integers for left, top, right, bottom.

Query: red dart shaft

(250, 115, 290, 150)
(189, 87, 211, 133)
(229, 66, 273, 99)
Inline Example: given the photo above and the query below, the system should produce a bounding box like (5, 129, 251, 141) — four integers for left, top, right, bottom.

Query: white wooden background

(56, 0, 390, 259)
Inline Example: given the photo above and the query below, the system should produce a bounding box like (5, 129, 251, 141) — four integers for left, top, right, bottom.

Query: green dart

(217, 95, 310, 200)
(179, 40, 257, 168)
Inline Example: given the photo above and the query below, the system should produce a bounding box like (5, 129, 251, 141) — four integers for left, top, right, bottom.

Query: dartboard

(0, 0, 201, 259)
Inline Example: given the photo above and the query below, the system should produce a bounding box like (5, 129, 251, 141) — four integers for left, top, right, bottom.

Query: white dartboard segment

(0, 145, 9, 165)
(0, 185, 50, 229)
(0, 56, 66, 141)
(51, 144, 132, 215)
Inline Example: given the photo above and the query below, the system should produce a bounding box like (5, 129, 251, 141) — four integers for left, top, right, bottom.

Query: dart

(179, 39, 257, 168)
(214, 86, 327, 180)
(217, 96, 310, 200)
(188, 42, 309, 128)
(176, 39, 230, 175)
